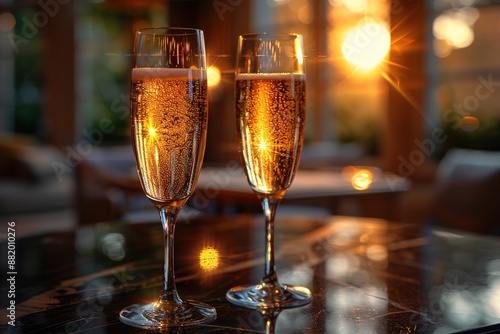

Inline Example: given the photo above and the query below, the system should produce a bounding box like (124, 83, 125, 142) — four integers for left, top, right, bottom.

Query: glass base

(226, 282, 312, 310)
(119, 300, 216, 330)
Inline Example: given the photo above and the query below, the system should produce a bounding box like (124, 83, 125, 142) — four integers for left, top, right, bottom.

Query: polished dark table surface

(2, 213, 500, 333)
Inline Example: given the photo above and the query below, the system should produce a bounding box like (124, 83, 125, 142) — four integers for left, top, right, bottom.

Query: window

(432, 0, 500, 153)
(251, 0, 391, 157)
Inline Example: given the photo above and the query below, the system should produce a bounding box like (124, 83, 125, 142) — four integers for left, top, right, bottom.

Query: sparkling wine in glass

(226, 33, 312, 309)
(119, 27, 216, 330)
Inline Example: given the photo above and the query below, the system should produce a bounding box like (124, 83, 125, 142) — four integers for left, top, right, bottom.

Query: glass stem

(158, 206, 183, 305)
(261, 196, 281, 285)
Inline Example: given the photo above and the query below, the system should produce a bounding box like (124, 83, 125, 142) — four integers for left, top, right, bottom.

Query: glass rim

(136, 27, 203, 36)
(239, 32, 302, 40)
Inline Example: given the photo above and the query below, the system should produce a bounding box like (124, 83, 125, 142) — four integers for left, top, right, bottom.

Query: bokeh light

(298, 5, 313, 24)
(329, 0, 367, 13)
(0, 12, 16, 32)
(342, 166, 374, 190)
(433, 38, 452, 58)
(482, 277, 500, 318)
(433, 7, 478, 56)
(207, 66, 221, 87)
(342, 21, 391, 71)
(445, 19, 474, 48)
(101, 233, 126, 261)
(460, 116, 480, 132)
(366, 245, 388, 262)
(199, 246, 220, 271)
(351, 170, 373, 190)
(343, 0, 368, 13)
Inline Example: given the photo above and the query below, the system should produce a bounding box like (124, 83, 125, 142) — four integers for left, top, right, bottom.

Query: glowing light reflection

(366, 245, 387, 262)
(326, 254, 357, 279)
(199, 246, 220, 271)
(342, 166, 374, 191)
(441, 291, 481, 328)
(101, 233, 126, 261)
(483, 277, 500, 318)
(352, 170, 373, 190)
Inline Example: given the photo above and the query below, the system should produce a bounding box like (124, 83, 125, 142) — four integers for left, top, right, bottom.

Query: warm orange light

(199, 246, 220, 271)
(366, 245, 388, 262)
(341, 0, 368, 13)
(0, 12, 16, 32)
(433, 9, 477, 52)
(343, 166, 374, 190)
(460, 116, 480, 132)
(207, 66, 221, 87)
(342, 21, 391, 71)
(148, 127, 157, 136)
(258, 140, 267, 151)
(351, 170, 373, 190)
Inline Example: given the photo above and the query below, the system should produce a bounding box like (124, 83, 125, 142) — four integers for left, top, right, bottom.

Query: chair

(429, 148, 500, 235)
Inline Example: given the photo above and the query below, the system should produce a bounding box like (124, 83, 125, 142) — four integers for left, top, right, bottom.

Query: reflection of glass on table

(9, 214, 500, 333)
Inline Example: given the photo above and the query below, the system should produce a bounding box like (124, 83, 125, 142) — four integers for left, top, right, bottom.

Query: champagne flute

(226, 33, 311, 309)
(120, 27, 216, 329)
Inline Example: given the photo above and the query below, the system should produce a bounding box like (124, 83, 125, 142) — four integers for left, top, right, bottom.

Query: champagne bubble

(131, 68, 207, 201)
(236, 73, 306, 194)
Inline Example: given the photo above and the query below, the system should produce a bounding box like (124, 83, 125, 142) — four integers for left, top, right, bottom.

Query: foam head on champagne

(132, 67, 206, 80)
(235, 73, 305, 81)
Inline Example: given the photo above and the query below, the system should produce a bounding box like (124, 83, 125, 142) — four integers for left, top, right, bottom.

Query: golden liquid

(236, 73, 306, 196)
(131, 68, 207, 203)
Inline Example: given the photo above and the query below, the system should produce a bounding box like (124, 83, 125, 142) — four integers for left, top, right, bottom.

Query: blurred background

(0, 0, 499, 236)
